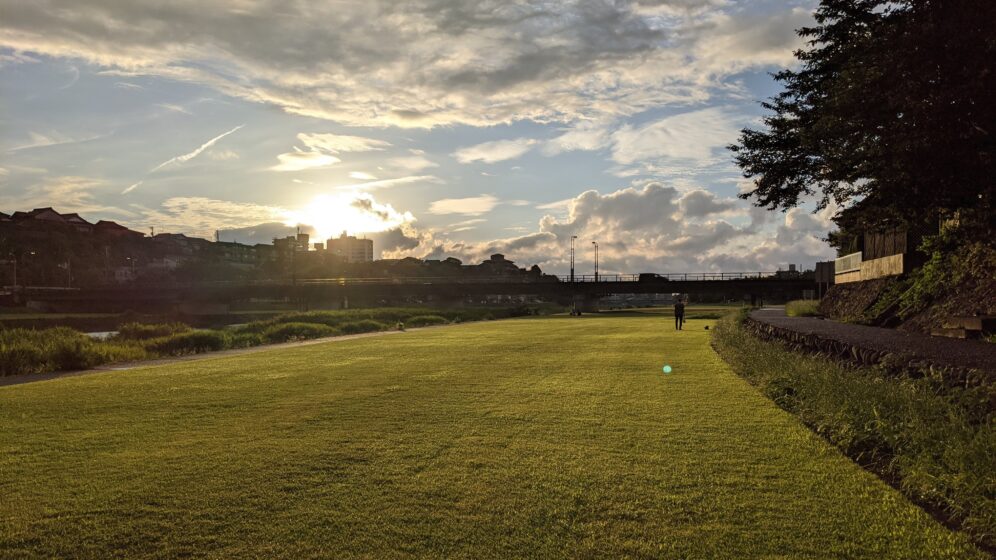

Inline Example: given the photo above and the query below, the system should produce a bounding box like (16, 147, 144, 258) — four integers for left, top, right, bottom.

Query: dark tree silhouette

(730, 0, 995, 235)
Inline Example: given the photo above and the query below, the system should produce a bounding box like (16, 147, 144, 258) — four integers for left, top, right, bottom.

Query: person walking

(674, 298, 686, 330)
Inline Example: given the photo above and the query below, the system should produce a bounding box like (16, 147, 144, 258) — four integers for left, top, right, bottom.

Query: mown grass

(785, 299, 821, 317)
(0, 306, 556, 377)
(0, 315, 984, 558)
(712, 310, 995, 549)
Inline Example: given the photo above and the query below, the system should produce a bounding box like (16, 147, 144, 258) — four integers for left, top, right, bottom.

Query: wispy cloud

(429, 195, 499, 215)
(270, 148, 341, 172)
(122, 124, 245, 193)
(453, 138, 537, 164)
(149, 124, 244, 173)
(334, 175, 439, 191)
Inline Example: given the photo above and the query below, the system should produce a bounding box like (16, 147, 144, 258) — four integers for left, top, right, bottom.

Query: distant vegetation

(712, 310, 995, 547)
(784, 300, 820, 317)
(0, 306, 558, 377)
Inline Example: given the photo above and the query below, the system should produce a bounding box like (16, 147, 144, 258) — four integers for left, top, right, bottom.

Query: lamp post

(569, 235, 577, 283)
(592, 241, 599, 282)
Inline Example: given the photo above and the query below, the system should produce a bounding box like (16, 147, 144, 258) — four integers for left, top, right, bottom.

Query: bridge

(16, 272, 815, 312)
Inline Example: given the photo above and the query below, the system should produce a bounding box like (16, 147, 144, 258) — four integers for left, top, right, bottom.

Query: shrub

(148, 330, 230, 355)
(116, 322, 191, 340)
(405, 315, 449, 327)
(262, 322, 339, 343)
(339, 320, 388, 334)
(785, 300, 820, 317)
(229, 331, 265, 349)
(0, 340, 47, 376)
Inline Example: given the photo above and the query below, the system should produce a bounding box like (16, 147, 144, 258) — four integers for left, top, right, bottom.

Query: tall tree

(730, 0, 996, 235)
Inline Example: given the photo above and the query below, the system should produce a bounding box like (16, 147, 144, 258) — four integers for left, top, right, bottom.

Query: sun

(288, 193, 407, 242)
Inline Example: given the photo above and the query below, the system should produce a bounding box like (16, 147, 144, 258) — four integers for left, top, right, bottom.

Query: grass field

(0, 314, 984, 558)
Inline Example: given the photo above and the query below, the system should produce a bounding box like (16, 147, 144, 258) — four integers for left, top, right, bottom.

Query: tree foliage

(730, 0, 996, 234)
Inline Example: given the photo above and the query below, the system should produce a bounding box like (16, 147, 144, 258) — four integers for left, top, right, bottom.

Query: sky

(0, 0, 835, 274)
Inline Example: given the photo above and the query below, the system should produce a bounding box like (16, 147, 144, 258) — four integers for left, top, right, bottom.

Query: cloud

(678, 189, 738, 218)
(7, 131, 104, 153)
(610, 107, 742, 166)
(389, 181, 833, 274)
(349, 171, 377, 180)
(298, 133, 391, 153)
(543, 120, 612, 155)
(334, 175, 440, 191)
(453, 138, 538, 164)
(140, 196, 290, 238)
(0, 175, 131, 217)
(385, 155, 438, 172)
(148, 124, 245, 173)
(0, 1, 809, 128)
(270, 148, 341, 172)
(428, 195, 500, 215)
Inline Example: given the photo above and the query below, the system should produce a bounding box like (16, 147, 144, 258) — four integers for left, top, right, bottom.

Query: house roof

(61, 212, 92, 225)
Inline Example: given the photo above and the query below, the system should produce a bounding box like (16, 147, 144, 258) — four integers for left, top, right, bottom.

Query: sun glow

(287, 193, 412, 242)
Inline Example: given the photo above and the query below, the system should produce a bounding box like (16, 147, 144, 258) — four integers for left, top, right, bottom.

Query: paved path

(750, 307, 996, 374)
(0, 329, 408, 388)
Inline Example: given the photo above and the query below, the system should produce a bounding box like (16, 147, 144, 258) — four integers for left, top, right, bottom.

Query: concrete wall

(835, 254, 905, 284)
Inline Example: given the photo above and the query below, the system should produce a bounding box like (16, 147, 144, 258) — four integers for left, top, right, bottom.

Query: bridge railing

(555, 272, 778, 283)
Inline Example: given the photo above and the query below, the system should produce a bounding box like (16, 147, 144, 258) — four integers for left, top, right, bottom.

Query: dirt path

(750, 307, 996, 374)
(0, 328, 410, 388)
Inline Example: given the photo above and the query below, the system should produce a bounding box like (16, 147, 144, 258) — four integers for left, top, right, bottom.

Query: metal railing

(555, 272, 778, 283)
(834, 252, 862, 274)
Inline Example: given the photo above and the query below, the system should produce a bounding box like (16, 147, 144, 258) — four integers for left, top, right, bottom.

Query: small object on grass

(662, 365, 673, 374)
(705, 325, 709, 330)
(397, 322, 406, 331)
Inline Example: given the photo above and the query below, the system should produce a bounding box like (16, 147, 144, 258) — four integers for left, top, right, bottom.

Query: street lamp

(592, 241, 599, 282)
(569, 235, 577, 283)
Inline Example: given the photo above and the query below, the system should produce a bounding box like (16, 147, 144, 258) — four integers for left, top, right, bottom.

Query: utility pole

(570, 235, 577, 283)
(592, 241, 599, 282)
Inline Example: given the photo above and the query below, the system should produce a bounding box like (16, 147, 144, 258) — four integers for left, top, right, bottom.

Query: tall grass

(0, 328, 147, 377)
(785, 299, 821, 317)
(1, 305, 562, 377)
(712, 310, 995, 547)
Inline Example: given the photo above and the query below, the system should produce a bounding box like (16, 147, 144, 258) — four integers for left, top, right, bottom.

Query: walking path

(750, 307, 996, 374)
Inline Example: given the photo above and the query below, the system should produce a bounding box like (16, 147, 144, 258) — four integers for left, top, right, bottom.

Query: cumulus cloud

(390, 181, 833, 273)
(0, 1, 810, 128)
(678, 189, 738, 218)
(453, 138, 537, 164)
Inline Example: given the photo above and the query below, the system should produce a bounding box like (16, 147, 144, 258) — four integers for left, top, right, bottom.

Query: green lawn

(0, 315, 983, 558)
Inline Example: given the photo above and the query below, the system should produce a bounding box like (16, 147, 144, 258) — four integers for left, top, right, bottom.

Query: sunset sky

(0, 0, 834, 274)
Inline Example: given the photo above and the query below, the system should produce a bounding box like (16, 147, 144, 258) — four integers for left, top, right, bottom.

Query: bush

(0, 340, 48, 376)
(405, 315, 449, 327)
(339, 320, 388, 334)
(147, 330, 230, 355)
(262, 322, 339, 343)
(785, 300, 820, 317)
(116, 322, 191, 340)
(712, 310, 996, 546)
(229, 331, 265, 349)
(0, 327, 148, 376)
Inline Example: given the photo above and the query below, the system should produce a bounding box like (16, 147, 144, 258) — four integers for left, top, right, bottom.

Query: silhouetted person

(674, 300, 685, 330)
